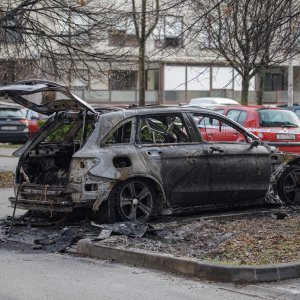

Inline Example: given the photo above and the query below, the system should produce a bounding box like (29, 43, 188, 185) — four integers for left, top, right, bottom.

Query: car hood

(0, 80, 96, 115)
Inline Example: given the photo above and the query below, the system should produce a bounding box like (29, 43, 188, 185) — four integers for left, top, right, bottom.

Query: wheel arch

(287, 156, 300, 167)
(111, 174, 167, 213)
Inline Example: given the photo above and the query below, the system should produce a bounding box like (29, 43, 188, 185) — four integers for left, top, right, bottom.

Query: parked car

(187, 97, 239, 108)
(210, 105, 300, 154)
(0, 106, 29, 143)
(0, 80, 300, 223)
(278, 104, 300, 119)
(20, 108, 48, 137)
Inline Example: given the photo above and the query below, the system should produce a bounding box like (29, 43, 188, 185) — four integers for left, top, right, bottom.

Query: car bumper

(0, 131, 28, 143)
(10, 184, 74, 212)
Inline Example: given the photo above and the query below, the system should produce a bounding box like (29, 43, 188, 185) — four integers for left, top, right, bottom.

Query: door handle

(209, 146, 224, 153)
(146, 149, 162, 156)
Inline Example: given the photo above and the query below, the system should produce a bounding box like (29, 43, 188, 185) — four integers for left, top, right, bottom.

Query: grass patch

(0, 144, 22, 148)
(0, 172, 14, 188)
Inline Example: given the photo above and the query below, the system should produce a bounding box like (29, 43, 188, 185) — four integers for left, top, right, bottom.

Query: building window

(108, 17, 138, 47)
(57, 11, 90, 44)
(154, 16, 183, 48)
(265, 73, 284, 91)
(146, 69, 159, 90)
(0, 13, 23, 44)
(0, 62, 15, 85)
(110, 70, 137, 90)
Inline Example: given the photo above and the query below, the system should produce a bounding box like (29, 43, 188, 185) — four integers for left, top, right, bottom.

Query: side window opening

(226, 109, 247, 126)
(191, 113, 248, 144)
(105, 120, 132, 145)
(138, 114, 191, 144)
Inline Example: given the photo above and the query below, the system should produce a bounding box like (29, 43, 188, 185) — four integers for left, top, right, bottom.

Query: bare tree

(130, 0, 160, 106)
(192, 0, 300, 104)
(0, 0, 122, 85)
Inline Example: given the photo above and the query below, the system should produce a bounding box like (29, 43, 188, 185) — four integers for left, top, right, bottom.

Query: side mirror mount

(251, 139, 260, 147)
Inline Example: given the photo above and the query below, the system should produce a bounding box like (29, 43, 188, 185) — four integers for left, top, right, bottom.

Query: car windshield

(258, 109, 300, 127)
(0, 108, 23, 118)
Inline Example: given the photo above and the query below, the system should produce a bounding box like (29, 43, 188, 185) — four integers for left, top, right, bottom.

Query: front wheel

(115, 179, 157, 222)
(278, 165, 300, 205)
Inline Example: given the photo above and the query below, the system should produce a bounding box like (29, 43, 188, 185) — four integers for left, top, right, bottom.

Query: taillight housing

(18, 119, 29, 132)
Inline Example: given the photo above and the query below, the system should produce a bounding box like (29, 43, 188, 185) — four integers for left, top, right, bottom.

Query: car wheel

(278, 165, 300, 205)
(96, 198, 116, 224)
(115, 179, 157, 222)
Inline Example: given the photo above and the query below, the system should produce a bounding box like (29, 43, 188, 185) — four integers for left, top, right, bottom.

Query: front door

(136, 113, 210, 208)
(190, 112, 271, 204)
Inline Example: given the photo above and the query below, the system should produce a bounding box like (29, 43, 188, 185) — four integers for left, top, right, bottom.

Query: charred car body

(1, 80, 299, 222)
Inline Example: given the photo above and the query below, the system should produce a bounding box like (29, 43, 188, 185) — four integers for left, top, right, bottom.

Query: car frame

(0, 80, 299, 222)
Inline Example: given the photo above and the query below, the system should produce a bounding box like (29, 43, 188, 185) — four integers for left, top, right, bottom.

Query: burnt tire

(114, 179, 157, 222)
(278, 165, 300, 205)
(96, 197, 116, 224)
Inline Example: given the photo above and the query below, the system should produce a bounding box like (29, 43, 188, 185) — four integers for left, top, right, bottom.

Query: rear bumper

(9, 197, 73, 212)
(10, 184, 74, 212)
(0, 131, 28, 143)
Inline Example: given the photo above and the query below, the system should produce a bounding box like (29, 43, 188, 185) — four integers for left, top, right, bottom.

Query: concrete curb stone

(77, 239, 300, 283)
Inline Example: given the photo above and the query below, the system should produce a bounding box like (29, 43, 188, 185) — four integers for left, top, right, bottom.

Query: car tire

(96, 197, 116, 224)
(114, 179, 157, 222)
(278, 165, 300, 205)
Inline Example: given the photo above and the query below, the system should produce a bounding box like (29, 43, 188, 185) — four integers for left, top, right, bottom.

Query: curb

(77, 239, 300, 283)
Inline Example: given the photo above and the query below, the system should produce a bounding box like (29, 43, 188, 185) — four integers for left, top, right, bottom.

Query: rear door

(0, 80, 96, 115)
(189, 111, 271, 205)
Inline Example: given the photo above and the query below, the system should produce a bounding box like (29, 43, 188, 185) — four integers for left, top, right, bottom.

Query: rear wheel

(278, 165, 300, 205)
(115, 179, 157, 222)
(96, 198, 116, 224)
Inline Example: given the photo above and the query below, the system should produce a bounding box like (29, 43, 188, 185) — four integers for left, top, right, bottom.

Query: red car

(20, 108, 47, 137)
(198, 105, 300, 154)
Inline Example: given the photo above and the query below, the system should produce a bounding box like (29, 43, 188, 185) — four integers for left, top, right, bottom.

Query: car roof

(189, 97, 239, 105)
(214, 105, 289, 111)
(98, 106, 241, 123)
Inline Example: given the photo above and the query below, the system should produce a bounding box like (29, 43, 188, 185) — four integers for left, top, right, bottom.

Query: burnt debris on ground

(0, 206, 299, 265)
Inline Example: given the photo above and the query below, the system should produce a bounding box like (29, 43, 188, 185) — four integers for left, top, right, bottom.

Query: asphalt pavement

(0, 146, 19, 172)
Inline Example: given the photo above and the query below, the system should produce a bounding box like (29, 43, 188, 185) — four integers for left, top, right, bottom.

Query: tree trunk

(138, 0, 146, 107)
(138, 46, 146, 106)
(241, 74, 250, 105)
(257, 69, 266, 105)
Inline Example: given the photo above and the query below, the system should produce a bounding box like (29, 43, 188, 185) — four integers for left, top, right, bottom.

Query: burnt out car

(0, 80, 300, 223)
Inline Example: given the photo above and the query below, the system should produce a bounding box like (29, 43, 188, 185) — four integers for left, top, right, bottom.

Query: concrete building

(0, 0, 299, 106)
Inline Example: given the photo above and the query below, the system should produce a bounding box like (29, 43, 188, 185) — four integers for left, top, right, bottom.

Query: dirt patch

(0, 172, 14, 188)
(96, 208, 300, 265)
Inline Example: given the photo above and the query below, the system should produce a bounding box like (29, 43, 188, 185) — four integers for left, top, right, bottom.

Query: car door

(136, 112, 211, 208)
(189, 111, 271, 205)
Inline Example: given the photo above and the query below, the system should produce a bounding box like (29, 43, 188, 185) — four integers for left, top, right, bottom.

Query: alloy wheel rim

(119, 181, 153, 221)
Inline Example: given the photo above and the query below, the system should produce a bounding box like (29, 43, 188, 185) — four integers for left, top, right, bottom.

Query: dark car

(0, 106, 29, 143)
(278, 104, 300, 119)
(0, 80, 299, 223)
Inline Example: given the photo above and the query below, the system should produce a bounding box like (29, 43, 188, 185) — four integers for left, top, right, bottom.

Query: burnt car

(0, 80, 300, 223)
